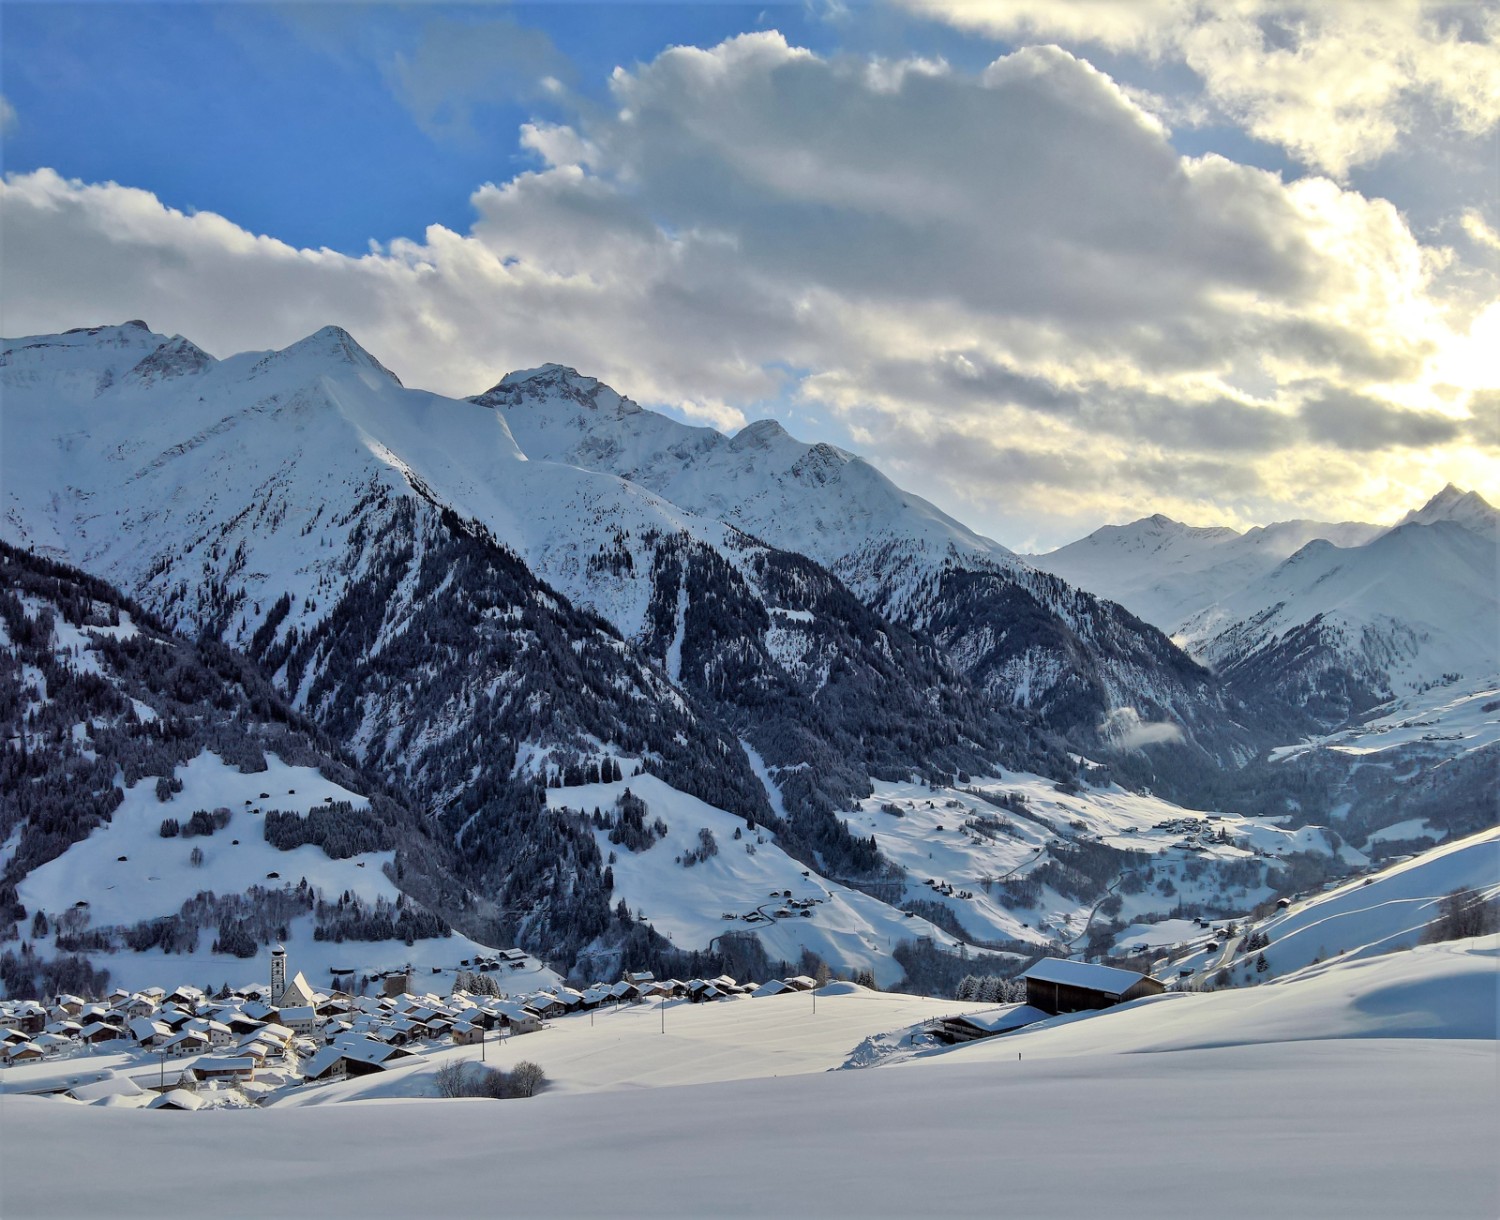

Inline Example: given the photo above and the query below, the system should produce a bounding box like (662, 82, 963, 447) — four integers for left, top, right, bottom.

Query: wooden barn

(1020, 959, 1165, 1016)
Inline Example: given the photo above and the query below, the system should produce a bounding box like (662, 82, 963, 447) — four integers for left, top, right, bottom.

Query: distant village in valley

(0, 938, 1180, 1110)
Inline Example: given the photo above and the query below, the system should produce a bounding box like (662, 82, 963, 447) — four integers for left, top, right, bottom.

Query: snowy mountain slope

(1028, 512, 1383, 630)
(0, 541, 499, 998)
(544, 774, 975, 988)
(473, 366, 1258, 760)
(1213, 826, 1500, 984)
(952, 932, 1499, 1058)
(1, 323, 1079, 970)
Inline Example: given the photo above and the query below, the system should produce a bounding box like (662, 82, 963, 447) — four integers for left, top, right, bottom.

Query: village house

(193, 1056, 256, 1084)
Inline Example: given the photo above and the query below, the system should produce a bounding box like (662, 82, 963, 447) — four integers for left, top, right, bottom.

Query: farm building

(1020, 959, 1165, 1016)
(933, 1006, 1050, 1044)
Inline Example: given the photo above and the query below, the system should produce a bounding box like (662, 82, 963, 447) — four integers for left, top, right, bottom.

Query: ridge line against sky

(1, 1, 1495, 550)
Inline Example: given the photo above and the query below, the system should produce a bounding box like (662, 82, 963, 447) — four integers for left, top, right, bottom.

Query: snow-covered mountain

(0, 540, 490, 996)
(1180, 517, 1498, 722)
(2, 322, 1082, 966)
(1387, 482, 1499, 537)
(1029, 486, 1498, 729)
(1028, 512, 1384, 631)
(472, 365, 1254, 763)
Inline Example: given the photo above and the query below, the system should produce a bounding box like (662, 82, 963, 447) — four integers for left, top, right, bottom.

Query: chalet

(80, 1021, 125, 1045)
(161, 1030, 211, 1057)
(622, 970, 655, 986)
(933, 1006, 1049, 1044)
(487, 1003, 540, 1034)
(148, 1088, 206, 1111)
(552, 987, 585, 1012)
(10, 1003, 47, 1035)
(128, 1017, 172, 1047)
(1019, 959, 1166, 1016)
(751, 980, 794, 998)
(525, 995, 568, 1021)
(68, 1075, 146, 1104)
(303, 1034, 415, 1082)
(450, 1022, 485, 1047)
(51, 995, 86, 1019)
(2, 1041, 43, 1066)
(193, 1056, 256, 1084)
(607, 981, 640, 1004)
(783, 976, 819, 992)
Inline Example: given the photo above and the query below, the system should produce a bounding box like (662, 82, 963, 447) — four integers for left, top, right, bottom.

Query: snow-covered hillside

(4, 937, 1495, 1219)
(546, 774, 969, 987)
(1214, 826, 1500, 983)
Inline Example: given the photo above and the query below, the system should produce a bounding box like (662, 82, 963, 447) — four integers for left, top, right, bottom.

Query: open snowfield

(2, 940, 1495, 1219)
(273, 984, 979, 1104)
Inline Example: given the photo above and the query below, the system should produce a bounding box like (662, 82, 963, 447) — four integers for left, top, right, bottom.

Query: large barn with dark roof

(1020, 959, 1165, 1015)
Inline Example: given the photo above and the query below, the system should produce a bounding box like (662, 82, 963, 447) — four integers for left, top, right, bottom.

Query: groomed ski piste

(2, 933, 1494, 1219)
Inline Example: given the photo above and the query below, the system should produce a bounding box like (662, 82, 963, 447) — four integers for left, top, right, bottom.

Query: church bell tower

(270, 944, 287, 1004)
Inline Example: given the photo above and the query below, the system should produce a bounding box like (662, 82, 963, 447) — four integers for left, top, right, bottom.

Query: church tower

(270, 945, 287, 1004)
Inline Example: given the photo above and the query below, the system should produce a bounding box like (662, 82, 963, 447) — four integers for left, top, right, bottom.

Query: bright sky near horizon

(2, 1, 1496, 549)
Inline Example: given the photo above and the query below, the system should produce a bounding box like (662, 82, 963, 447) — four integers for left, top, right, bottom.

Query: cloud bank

(2, 33, 1493, 543)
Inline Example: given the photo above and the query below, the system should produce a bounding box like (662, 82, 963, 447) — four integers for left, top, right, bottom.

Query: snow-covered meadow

(3, 937, 1494, 1219)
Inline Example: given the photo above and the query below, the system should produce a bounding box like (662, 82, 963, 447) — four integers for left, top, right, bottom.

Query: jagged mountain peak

(252, 324, 403, 385)
(476, 362, 642, 417)
(123, 334, 216, 387)
(1391, 483, 1497, 536)
(729, 418, 791, 449)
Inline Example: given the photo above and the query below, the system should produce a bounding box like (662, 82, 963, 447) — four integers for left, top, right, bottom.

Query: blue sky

(2, 3, 1306, 253)
(3, 2, 1495, 545)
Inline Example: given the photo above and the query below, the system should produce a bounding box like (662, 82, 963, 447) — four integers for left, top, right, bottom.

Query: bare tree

(509, 1060, 547, 1098)
(434, 1059, 470, 1098)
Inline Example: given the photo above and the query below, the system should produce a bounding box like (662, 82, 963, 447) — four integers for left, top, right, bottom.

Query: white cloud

(900, 1, 1500, 178)
(0, 94, 16, 135)
(2, 34, 1491, 544)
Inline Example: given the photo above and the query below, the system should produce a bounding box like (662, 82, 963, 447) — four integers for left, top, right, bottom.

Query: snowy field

(2, 938, 1495, 1219)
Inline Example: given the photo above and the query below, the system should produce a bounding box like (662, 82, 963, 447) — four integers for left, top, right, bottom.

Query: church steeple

(270, 945, 287, 1004)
